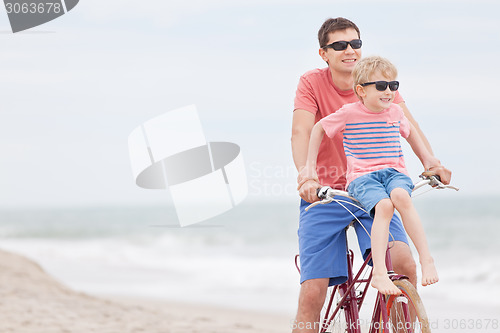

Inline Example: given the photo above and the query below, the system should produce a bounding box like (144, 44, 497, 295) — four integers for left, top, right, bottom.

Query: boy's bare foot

(421, 258, 439, 286)
(371, 273, 400, 295)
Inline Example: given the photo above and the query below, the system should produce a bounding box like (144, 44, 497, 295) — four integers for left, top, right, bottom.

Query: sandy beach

(0, 249, 291, 333)
(1, 247, 500, 333)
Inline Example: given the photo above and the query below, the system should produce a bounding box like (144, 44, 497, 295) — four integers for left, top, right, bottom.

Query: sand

(0, 250, 291, 333)
(2, 248, 498, 333)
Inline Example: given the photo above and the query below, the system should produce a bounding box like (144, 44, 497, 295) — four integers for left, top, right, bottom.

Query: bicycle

(295, 172, 458, 333)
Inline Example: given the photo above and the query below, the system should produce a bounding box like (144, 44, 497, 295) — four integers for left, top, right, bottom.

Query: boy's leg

(349, 171, 411, 294)
(390, 188, 439, 286)
(370, 198, 401, 295)
(354, 208, 417, 287)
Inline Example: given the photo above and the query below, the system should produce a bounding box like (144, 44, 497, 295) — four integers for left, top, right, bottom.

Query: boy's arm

(400, 102, 452, 184)
(399, 102, 434, 155)
(406, 122, 441, 171)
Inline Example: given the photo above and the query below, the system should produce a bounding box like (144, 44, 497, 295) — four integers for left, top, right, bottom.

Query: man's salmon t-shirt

(319, 101, 411, 187)
(294, 67, 404, 189)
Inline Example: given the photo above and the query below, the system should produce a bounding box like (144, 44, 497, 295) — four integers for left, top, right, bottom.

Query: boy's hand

(422, 155, 452, 185)
(428, 165, 452, 185)
(423, 157, 441, 171)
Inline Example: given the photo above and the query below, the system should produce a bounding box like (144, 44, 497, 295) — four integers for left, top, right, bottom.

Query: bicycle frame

(299, 175, 457, 332)
(316, 226, 409, 333)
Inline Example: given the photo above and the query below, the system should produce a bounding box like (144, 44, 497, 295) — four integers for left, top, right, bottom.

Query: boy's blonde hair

(352, 56, 398, 100)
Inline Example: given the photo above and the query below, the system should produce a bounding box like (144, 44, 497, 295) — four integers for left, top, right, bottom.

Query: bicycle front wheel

(383, 279, 431, 333)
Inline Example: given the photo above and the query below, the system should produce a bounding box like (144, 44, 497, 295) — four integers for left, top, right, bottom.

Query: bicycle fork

(368, 245, 411, 333)
(341, 249, 362, 333)
(321, 249, 369, 333)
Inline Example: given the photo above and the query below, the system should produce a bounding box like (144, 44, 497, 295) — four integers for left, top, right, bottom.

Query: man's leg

(295, 198, 354, 332)
(292, 278, 329, 333)
(389, 240, 417, 287)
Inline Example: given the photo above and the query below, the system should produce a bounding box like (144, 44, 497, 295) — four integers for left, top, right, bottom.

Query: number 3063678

(5, 2, 62, 14)
(443, 319, 499, 330)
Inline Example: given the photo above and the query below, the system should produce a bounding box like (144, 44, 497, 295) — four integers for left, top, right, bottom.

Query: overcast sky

(1, 0, 499, 208)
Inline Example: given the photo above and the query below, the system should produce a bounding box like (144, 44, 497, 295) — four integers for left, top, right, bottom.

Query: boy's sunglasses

(360, 80, 399, 91)
(323, 39, 362, 51)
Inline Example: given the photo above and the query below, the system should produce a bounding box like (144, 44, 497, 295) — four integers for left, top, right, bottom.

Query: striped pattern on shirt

(319, 101, 411, 187)
(343, 121, 403, 160)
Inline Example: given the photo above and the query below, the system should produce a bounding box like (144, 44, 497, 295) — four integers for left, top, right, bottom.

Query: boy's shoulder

(391, 102, 403, 111)
(339, 101, 363, 113)
(325, 101, 362, 120)
(388, 103, 405, 116)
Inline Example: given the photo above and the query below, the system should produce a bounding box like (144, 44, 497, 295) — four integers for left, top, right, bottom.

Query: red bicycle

(295, 173, 458, 333)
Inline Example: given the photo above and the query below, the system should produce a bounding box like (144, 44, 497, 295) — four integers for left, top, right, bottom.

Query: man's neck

(329, 67, 354, 91)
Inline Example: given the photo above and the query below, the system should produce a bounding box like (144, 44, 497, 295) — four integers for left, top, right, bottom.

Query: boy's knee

(390, 188, 412, 208)
(375, 198, 394, 216)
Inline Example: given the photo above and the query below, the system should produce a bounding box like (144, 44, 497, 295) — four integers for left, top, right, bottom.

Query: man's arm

(299, 121, 326, 188)
(291, 109, 315, 171)
(291, 109, 322, 203)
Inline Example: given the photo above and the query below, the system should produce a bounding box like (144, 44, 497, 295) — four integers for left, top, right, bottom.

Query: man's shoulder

(300, 67, 329, 81)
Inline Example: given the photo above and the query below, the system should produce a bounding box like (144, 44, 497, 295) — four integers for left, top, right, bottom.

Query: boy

(301, 56, 439, 295)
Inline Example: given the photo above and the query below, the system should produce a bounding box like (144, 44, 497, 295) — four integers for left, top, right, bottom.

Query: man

(291, 17, 451, 332)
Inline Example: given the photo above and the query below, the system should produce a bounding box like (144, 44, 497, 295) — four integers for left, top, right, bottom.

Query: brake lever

(305, 198, 334, 212)
(304, 186, 335, 211)
(437, 183, 460, 191)
(420, 174, 459, 191)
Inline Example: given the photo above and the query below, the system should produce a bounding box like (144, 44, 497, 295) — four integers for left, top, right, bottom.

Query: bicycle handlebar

(305, 173, 459, 212)
(413, 174, 459, 191)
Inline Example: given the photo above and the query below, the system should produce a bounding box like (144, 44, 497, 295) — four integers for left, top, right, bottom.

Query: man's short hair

(318, 17, 360, 48)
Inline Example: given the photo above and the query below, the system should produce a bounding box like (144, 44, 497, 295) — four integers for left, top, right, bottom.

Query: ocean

(0, 193, 499, 317)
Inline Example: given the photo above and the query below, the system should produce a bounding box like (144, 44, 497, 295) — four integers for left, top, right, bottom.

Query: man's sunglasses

(360, 80, 400, 91)
(323, 39, 362, 51)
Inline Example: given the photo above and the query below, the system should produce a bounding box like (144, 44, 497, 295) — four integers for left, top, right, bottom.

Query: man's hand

(298, 179, 322, 203)
(297, 166, 319, 189)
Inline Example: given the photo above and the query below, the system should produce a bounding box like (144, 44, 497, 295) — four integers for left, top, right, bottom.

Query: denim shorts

(347, 168, 414, 217)
(298, 196, 408, 286)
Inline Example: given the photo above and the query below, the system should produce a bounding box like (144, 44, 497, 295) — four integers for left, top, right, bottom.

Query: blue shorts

(347, 168, 414, 217)
(298, 197, 408, 286)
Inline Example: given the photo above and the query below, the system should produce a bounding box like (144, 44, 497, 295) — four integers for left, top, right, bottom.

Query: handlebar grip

(316, 186, 330, 200)
(421, 170, 441, 182)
